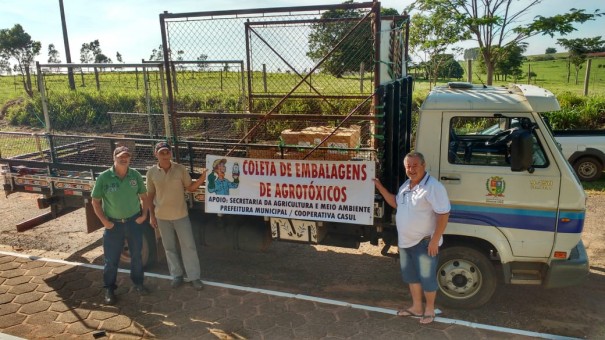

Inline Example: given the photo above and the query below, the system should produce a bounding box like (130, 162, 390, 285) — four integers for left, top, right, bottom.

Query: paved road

(0, 250, 565, 339)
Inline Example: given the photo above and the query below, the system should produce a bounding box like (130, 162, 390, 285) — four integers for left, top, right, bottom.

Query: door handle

(440, 176, 460, 181)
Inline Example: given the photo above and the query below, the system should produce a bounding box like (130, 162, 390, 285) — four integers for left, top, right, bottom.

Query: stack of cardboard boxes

(279, 125, 361, 160)
(246, 125, 361, 160)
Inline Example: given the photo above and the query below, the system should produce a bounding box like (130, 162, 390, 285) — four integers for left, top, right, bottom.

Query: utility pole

(59, 0, 75, 90)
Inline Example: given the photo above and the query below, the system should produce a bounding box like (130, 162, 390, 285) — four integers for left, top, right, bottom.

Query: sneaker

(171, 276, 184, 289)
(191, 279, 204, 291)
(104, 288, 116, 305)
(134, 284, 150, 296)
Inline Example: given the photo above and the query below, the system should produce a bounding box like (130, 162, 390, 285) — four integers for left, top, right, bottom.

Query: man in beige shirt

(146, 142, 206, 290)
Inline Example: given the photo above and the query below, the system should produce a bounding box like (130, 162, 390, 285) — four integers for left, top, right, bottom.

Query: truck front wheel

(573, 157, 603, 182)
(437, 246, 497, 309)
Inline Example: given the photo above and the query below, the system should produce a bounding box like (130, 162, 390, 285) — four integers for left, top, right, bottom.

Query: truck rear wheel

(437, 246, 497, 309)
(573, 157, 603, 182)
(120, 225, 157, 270)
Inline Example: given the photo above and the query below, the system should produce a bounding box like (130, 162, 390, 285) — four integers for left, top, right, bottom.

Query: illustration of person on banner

(207, 158, 239, 195)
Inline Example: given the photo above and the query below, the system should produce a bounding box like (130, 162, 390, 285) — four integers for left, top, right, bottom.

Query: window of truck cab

(448, 116, 548, 168)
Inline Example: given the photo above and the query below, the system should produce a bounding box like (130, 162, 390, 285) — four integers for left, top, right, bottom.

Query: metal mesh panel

(161, 4, 391, 160)
(36, 63, 167, 136)
(0, 132, 157, 171)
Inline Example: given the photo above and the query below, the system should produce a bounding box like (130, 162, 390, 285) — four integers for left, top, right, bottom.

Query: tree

(433, 54, 464, 79)
(47, 43, 61, 63)
(408, 1, 603, 85)
(197, 54, 208, 71)
(545, 47, 557, 54)
(463, 47, 480, 61)
(0, 24, 41, 97)
(149, 45, 164, 61)
(409, 8, 468, 87)
(116, 52, 123, 63)
(175, 50, 185, 71)
(80, 40, 101, 63)
(94, 53, 112, 63)
(493, 43, 527, 81)
(47, 43, 62, 73)
(307, 1, 398, 78)
(0, 52, 10, 75)
(557, 36, 605, 84)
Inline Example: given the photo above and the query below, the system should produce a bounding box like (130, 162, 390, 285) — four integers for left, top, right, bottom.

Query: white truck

(553, 130, 605, 181)
(421, 82, 589, 308)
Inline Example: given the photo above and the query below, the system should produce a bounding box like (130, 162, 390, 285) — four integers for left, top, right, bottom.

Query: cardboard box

(248, 142, 280, 159)
(280, 129, 301, 146)
(281, 126, 360, 147)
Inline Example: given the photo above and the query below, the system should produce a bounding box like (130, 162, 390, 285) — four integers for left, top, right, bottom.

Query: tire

(437, 246, 497, 309)
(120, 225, 157, 270)
(573, 157, 603, 182)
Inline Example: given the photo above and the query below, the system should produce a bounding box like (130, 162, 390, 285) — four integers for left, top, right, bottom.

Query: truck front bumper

(544, 240, 589, 288)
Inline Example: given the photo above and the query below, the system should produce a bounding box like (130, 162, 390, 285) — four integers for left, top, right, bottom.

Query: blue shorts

(399, 238, 439, 292)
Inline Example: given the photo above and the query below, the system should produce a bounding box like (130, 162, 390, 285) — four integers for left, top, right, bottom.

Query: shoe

(397, 308, 422, 317)
(104, 289, 116, 305)
(191, 279, 204, 291)
(171, 276, 184, 289)
(134, 284, 150, 296)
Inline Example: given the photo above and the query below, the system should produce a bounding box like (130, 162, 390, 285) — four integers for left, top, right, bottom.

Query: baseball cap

(113, 146, 131, 157)
(212, 158, 227, 169)
(155, 141, 171, 153)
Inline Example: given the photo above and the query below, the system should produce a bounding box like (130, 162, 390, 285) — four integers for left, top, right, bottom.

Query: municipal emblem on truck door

(486, 176, 506, 197)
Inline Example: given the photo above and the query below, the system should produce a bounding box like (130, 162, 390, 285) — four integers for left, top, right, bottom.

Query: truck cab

(416, 82, 589, 308)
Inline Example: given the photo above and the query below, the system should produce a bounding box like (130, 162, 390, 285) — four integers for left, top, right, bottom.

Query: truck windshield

(449, 116, 548, 167)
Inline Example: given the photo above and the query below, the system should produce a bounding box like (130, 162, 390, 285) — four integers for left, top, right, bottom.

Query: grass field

(2, 56, 605, 108)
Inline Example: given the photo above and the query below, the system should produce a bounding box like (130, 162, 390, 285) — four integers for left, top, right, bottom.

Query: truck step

(510, 270, 542, 285)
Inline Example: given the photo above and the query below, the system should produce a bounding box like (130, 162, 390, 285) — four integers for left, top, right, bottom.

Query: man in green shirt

(91, 145, 150, 305)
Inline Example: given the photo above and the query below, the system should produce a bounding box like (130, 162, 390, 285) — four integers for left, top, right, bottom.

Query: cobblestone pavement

(0, 252, 549, 340)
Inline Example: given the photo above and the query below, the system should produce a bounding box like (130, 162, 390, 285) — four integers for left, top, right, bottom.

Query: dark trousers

(103, 219, 144, 289)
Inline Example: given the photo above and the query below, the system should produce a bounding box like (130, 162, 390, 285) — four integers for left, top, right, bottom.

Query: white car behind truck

(553, 130, 605, 181)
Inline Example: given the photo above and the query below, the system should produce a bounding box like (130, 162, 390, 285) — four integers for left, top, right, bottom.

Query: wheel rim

(438, 259, 482, 299)
(577, 162, 597, 178)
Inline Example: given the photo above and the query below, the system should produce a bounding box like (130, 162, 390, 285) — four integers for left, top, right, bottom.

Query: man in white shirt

(374, 151, 450, 324)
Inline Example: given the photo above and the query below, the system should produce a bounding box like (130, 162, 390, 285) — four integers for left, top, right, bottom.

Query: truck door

(439, 113, 560, 258)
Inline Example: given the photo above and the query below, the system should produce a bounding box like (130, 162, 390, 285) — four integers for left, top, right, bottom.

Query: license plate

(270, 218, 318, 243)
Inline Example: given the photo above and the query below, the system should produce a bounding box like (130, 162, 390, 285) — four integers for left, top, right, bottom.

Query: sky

(1, 0, 603, 64)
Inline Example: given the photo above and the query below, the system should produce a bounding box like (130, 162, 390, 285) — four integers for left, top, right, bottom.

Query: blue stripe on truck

(449, 204, 584, 234)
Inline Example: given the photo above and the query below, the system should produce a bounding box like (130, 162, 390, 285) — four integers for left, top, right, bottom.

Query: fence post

(36, 62, 51, 132)
(583, 58, 592, 96)
(143, 66, 154, 137)
(467, 59, 472, 83)
(158, 65, 171, 139)
(94, 67, 100, 91)
(360, 62, 364, 92)
(262, 64, 267, 93)
(309, 70, 312, 93)
(171, 63, 179, 94)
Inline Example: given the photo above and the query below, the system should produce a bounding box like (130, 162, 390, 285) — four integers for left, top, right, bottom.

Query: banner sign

(205, 155, 376, 225)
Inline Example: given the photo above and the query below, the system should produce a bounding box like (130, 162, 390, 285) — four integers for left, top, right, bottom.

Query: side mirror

(510, 130, 533, 172)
